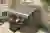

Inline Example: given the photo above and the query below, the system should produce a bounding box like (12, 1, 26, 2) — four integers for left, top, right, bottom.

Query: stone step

(48, 6, 50, 12)
(48, 21, 50, 25)
(48, 14, 50, 21)
(48, 10, 50, 20)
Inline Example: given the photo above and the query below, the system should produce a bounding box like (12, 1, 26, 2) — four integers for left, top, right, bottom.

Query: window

(0, 0, 6, 4)
(2, 12, 7, 16)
